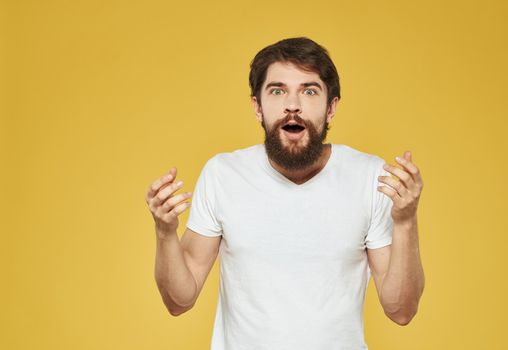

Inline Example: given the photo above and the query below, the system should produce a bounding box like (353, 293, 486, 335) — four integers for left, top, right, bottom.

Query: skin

(251, 61, 339, 185)
(369, 151, 425, 325)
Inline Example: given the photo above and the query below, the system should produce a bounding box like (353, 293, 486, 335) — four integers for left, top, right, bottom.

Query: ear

(326, 96, 339, 124)
(252, 96, 263, 123)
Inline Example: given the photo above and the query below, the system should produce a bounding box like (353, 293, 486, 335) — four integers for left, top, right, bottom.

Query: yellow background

(2, 0, 507, 349)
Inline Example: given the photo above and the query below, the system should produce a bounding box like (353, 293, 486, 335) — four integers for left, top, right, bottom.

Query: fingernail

(395, 156, 402, 162)
(177, 180, 183, 186)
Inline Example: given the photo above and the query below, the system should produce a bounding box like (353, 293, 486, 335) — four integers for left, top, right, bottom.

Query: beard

(261, 112, 331, 171)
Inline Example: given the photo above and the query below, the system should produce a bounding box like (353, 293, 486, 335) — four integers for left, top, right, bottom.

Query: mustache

(279, 113, 306, 127)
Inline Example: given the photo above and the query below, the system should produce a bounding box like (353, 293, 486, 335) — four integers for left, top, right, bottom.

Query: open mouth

(281, 124, 306, 133)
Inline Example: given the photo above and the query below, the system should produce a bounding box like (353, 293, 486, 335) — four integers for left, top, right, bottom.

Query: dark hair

(249, 37, 341, 107)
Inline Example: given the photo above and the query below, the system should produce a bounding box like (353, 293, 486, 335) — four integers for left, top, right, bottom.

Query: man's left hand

(377, 151, 424, 224)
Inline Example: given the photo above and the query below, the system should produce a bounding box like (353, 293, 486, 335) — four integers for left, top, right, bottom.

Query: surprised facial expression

(252, 61, 338, 170)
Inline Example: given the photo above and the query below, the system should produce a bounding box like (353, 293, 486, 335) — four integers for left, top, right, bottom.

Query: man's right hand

(145, 167, 193, 238)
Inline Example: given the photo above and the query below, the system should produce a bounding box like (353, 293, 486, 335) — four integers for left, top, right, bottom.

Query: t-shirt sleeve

(365, 158, 394, 249)
(186, 157, 223, 237)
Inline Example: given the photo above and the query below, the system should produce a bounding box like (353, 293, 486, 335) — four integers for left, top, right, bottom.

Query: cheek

(262, 98, 284, 111)
(303, 100, 327, 117)
(260, 104, 283, 120)
(308, 95, 327, 107)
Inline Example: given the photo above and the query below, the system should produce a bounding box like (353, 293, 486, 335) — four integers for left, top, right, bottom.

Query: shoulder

(209, 144, 263, 166)
(202, 144, 264, 172)
(334, 144, 385, 172)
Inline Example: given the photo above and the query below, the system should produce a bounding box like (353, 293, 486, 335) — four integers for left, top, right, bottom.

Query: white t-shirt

(186, 143, 393, 350)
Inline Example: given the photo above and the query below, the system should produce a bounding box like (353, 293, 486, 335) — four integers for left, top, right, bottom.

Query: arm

(368, 151, 425, 325)
(154, 229, 197, 314)
(155, 227, 221, 316)
(146, 167, 221, 317)
(367, 217, 425, 325)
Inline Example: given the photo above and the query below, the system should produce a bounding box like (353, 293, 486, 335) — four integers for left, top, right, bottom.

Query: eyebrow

(264, 81, 323, 91)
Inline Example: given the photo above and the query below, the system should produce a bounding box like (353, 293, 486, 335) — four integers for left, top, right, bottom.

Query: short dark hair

(249, 37, 341, 107)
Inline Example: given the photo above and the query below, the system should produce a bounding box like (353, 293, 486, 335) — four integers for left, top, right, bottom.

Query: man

(146, 37, 425, 350)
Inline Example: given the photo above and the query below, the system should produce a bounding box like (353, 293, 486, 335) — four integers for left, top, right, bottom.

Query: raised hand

(377, 151, 424, 224)
(145, 167, 193, 237)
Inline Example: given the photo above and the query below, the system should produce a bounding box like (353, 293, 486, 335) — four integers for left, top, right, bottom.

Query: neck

(268, 143, 332, 185)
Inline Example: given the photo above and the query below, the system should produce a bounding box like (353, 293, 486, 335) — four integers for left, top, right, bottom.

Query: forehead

(263, 61, 323, 87)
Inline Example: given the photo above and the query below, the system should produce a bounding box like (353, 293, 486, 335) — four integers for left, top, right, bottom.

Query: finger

(161, 167, 178, 190)
(162, 201, 192, 222)
(151, 179, 185, 208)
(383, 162, 417, 192)
(395, 152, 423, 189)
(377, 183, 401, 204)
(146, 167, 177, 202)
(395, 154, 418, 178)
(378, 175, 405, 198)
(159, 191, 193, 214)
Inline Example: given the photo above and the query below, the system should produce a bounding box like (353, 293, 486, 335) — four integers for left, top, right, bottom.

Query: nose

(284, 91, 302, 115)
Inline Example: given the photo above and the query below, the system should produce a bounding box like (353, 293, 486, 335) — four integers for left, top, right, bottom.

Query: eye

(304, 89, 317, 96)
(270, 88, 284, 95)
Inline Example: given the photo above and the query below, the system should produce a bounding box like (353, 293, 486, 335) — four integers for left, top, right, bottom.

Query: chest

(216, 177, 371, 265)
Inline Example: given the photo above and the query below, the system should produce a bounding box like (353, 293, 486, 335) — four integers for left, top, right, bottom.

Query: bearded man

(146, 37, 425, 350)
